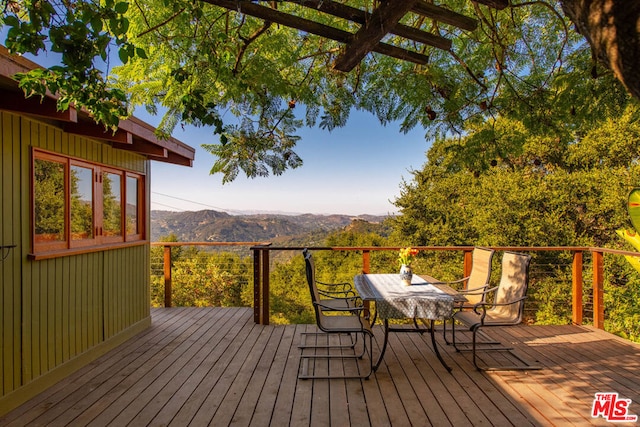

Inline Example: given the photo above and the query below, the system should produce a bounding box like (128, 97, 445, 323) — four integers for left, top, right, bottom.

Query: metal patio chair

(451, 251, 541, 371)
(302, 248, 358, 312)
(433, 247, 495, 343)
(298, 249, 374, 379)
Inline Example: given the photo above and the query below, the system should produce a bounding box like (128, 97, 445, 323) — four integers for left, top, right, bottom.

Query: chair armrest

(430, 276, 469, 286)
(316, 280, 353, 292)
(318, 289, 357, 299)
(472, 296, 528, 321)
(458, 284, 490, 293)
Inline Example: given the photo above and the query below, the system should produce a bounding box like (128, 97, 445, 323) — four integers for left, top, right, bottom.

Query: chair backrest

(303, 249, 326, 328)
(465, 247, 495, 305)
(488, 251, 532, 324)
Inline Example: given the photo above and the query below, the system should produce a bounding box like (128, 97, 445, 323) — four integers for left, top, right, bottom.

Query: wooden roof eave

(0, 90, 78, 123)
(0, 45, 195, 166)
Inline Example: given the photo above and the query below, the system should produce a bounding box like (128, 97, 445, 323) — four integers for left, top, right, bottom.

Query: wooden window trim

(125, 173, 145, 241)
(69, 159, 99, 249)
(101, 167, 125, 244)
(32, 151, 69, 252)
(31, 148, 147, 257)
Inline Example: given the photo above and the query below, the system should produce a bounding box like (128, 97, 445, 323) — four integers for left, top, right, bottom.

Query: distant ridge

(150, 209, 390, 242)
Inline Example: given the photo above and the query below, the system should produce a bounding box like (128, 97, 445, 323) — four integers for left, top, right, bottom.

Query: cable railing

(151, 243, 640, 336)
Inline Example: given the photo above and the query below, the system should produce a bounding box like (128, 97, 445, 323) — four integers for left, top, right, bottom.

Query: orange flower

(398, 247, 419, 266)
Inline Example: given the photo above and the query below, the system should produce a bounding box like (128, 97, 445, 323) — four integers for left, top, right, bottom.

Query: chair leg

(443, 316, 453, 345)
(470, 326, 541, 371)
(299, 332, 356, 350)
(450, 318, 499, 349)
(298, 331, 374, 379)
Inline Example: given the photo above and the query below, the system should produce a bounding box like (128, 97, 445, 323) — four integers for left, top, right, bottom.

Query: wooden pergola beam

(295, 0, 452, 51)
(333, 0, 421, 72)
(411, 1, 478, 32)
(474, 0, 509, 10)
(203, 0, 429, 66)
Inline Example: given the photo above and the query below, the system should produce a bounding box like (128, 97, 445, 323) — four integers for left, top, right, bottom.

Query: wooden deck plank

(202, 323, 278, 426)
(142, 308, 248, 425)
(128, 307, 247, 425)
(249, 323, 298, 426)
(266, 324, 308, 426)
(170, 314, 261, 425)
(468, 325, 637, 425)
(77, 307, 231, 426)
(424, 334, 530, 426)
(1, 307, 211, 427)
(453, 327, 595, 426)
(2, 308, 640, 427)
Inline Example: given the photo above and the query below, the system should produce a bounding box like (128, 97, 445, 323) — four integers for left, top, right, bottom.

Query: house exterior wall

(0, 111, 152, 413)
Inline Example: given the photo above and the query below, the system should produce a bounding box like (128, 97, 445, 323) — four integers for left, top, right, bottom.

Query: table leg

(430, 319, 452, 372)
(373, 319, 390, 372)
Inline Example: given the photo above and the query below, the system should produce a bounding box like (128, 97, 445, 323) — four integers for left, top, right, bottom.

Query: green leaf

(3, 15, 19, 27)
(136, 47, 148, 59)
(90, 17, 103, 33)
(114, 2, 129, 14)
(118, 47, 130, 64)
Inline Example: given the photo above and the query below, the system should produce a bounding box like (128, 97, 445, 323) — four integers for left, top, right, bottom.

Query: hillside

(150, 210, 390, 243)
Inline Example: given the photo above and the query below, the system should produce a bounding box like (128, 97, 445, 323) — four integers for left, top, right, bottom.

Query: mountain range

(150, 210, 390, 243)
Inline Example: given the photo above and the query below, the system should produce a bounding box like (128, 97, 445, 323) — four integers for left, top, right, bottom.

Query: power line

(151, 191, 240, 214)
(151, 201, 185, 211)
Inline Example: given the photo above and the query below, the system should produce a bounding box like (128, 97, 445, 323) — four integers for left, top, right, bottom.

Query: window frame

(31, 148, 147, 257)
(69, 159, 99, 248)
(125, 172, 145, 241)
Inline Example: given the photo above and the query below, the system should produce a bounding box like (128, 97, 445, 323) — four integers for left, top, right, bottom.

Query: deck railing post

(362, 250, 370, 274)
(572, 250, 583, 325)
(462, 249, 473, 289)
(261, 248, 270, 325)
(253, 248, 261, 324)
(164, 245, 172, 308)
(592, 249, 605, 329)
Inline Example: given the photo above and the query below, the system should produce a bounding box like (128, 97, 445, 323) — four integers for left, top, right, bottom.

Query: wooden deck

(1, 307, 639, 426)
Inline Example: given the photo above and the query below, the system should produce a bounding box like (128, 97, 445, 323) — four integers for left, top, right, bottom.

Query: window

(70, 163, 95, 246)
(102, 170, 123, 241)
(34, 154, 67, 250)
(32, 149, 145, 254)
(126, 174, 142, 239)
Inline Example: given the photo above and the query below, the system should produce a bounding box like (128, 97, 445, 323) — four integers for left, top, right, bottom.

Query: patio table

(354, 273, 461, 372)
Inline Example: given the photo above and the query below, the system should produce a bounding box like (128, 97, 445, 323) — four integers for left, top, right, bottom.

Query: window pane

(34, 158, 65, 242)
(126, 176, 139, 235)
(103, 172, 122, 237)
(70, 165, 94, 240)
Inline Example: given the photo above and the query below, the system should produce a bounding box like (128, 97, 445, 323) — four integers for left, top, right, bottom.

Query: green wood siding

(1, 112, 21, 398)
(1, 111, 151, 405)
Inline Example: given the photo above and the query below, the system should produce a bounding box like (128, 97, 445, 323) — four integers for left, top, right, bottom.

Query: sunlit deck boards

(1, 307, 639, 426)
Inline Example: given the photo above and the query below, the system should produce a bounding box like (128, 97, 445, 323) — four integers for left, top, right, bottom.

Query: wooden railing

(151, 243, 640, 329)
(150, 241, 270, 308)
(249, 245, 640, 327)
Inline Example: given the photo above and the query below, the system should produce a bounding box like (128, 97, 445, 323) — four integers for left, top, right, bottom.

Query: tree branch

(233, 21, 272, 74)
(135, 4, 187, 39)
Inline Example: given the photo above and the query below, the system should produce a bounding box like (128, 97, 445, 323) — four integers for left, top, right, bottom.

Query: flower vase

(399, 264, 413, 285)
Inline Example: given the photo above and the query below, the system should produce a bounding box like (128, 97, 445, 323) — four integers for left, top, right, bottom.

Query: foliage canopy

(3, 0, 627, 182)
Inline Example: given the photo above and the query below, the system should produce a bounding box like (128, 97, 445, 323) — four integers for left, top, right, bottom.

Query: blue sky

(147, 111, 431, 216)
(14, 45, 432, 216)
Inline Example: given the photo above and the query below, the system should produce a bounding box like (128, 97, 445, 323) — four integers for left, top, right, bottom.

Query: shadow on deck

(1, 307, 639, 426)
